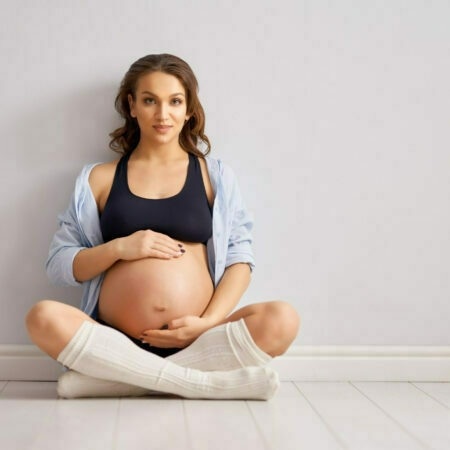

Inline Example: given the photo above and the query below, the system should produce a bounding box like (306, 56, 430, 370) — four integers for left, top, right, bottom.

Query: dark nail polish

(178, 244, 183, 247)
(180, 249, 185, 253)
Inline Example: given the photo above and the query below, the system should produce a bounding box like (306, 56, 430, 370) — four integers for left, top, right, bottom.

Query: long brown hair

(108, 54, 211, 159)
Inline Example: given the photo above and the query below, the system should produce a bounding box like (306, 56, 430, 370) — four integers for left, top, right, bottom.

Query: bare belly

(97, 242, 214, 340)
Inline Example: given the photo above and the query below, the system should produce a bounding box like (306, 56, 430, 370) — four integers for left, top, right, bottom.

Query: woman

(25, 54, 300, 399)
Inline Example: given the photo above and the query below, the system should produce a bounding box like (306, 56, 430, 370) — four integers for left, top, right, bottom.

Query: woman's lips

(153, 126, 172, 133)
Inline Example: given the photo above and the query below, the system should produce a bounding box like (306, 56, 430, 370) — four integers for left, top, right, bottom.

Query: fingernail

(178, 244, 183, 247)
(180, 249, 185, 253)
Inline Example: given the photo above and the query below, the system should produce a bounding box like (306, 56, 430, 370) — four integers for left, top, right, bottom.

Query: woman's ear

(128, 94, 135, 118)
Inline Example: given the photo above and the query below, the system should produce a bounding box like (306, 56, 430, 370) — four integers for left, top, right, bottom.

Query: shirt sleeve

(45, 188, 88, 287)
(224, 164, 256, 273)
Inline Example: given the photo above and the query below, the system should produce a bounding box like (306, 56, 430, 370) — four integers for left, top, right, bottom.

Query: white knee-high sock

(58, 318, 273, 398)
(170, 317, 273, 370)
(56, 320, 279, 400)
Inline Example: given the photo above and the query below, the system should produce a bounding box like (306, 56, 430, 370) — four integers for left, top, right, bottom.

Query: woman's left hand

(139, 315, 212, 349)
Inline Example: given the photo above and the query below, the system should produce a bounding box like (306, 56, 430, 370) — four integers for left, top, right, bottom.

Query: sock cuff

(56, 320, 95, 368)
(229, 318, 273, 366)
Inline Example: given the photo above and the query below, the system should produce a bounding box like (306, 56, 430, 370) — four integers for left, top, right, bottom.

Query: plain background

(2, 0, 449, 347)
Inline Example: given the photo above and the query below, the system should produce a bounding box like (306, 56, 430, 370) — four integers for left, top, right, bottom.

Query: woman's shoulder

(86, 158, 120, 211)
(72, 158, 118, 212)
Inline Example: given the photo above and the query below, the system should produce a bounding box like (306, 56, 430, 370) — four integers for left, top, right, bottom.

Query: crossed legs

(25, 300, 300, 399)
(26, 299, 300, 361)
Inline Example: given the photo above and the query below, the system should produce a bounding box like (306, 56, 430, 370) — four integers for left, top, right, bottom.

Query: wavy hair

(108, 53, 211, 159)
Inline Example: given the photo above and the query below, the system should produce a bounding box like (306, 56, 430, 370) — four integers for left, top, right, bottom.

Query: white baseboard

(2, 345, 450, 381)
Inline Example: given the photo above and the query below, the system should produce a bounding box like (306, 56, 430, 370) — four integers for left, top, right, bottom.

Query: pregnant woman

(25, 54, 300, 400)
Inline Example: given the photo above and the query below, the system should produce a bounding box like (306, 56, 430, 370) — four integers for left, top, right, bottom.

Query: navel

(153, 304, 167, 312)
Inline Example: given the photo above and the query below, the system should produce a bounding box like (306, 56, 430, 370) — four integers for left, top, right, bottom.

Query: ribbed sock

(57, 318, 273, 398)
(56, 320, 279, 400)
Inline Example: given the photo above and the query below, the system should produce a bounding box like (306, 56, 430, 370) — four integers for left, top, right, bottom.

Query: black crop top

(100, 150, 213, 246)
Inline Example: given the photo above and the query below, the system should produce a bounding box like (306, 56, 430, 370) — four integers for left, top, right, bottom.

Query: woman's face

(128, 71, 190, 145)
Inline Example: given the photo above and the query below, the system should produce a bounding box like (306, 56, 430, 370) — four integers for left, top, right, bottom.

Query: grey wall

(2, 0, 449, 347)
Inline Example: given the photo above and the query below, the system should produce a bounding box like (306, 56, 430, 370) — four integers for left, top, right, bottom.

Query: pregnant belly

(97, 242, 215, 340)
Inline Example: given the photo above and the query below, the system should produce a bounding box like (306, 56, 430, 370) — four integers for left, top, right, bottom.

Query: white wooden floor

(1, 380, 449, 450)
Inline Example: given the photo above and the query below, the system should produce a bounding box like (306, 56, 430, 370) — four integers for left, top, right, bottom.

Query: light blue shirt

(46, 153, 256, 324)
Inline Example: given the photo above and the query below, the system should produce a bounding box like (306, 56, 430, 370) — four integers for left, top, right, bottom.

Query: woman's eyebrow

(141, 91, 185, 98)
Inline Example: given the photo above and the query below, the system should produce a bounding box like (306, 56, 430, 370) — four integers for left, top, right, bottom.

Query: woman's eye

(144, 98, 182, 105)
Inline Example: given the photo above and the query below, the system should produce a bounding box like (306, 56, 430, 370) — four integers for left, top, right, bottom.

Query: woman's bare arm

(73, 239, 121, 282)
(73, 160, 121, 283)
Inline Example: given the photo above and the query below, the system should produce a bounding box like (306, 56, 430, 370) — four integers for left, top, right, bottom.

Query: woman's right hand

(115, 230, 185, 261)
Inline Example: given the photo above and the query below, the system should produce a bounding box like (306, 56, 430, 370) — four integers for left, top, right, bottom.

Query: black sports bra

(100, 150, 213, 246)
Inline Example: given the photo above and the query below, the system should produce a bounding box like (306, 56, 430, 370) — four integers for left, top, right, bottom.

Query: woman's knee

(25, 300, 97, 360)
(264, 300, 301, 341)
(25, 299, 60, 331)
(25, 299, 89, 332)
